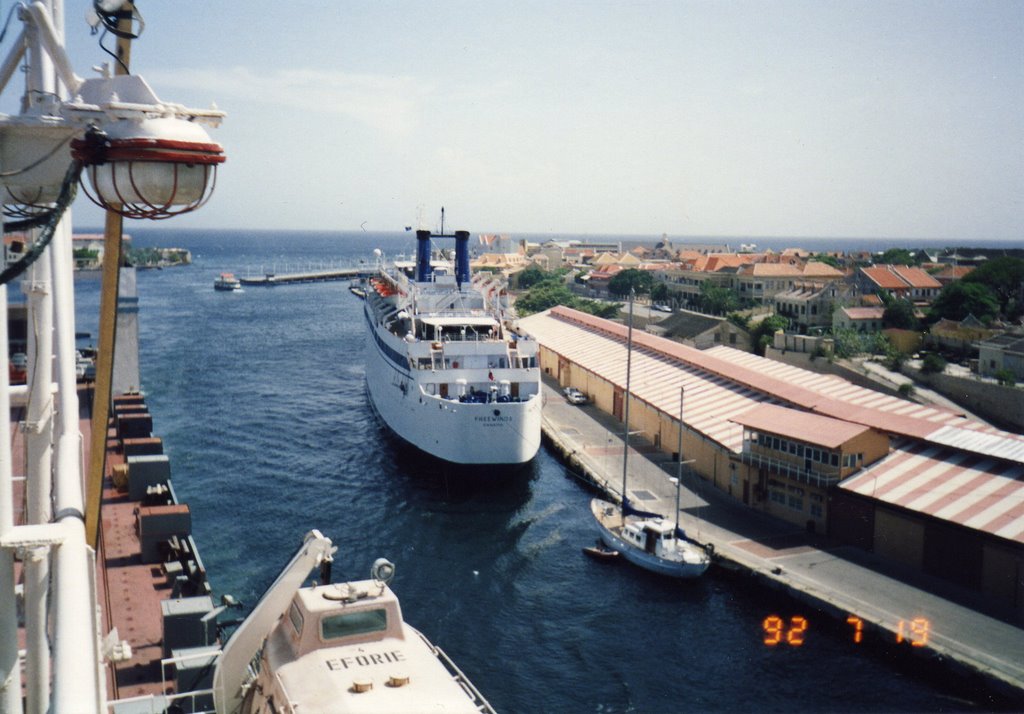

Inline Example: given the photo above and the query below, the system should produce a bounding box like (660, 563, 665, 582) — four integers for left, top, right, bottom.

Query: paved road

(540, 375, 1024, 698)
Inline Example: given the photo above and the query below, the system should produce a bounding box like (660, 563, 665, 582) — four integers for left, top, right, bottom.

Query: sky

(24, 1, 1024, 240)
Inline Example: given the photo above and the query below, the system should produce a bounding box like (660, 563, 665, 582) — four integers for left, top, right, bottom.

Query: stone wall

(764, 347, 903, 396)
(900, 366, 1024, 433)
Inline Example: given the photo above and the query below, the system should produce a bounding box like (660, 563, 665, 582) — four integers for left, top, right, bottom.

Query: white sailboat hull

(591, 499, 710, 578)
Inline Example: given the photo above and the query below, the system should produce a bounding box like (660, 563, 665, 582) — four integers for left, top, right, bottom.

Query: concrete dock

(539, 375, 1024, 700)
(239, 267, 371, 286)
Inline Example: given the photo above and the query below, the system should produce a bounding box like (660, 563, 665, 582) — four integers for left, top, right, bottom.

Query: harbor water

(75, 229, 1002, 713)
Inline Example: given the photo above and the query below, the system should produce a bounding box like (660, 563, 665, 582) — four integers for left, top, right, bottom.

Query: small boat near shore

(590, 291, 710, 579)
(214, 272, 242, 291)
(582, 541, 620, 561)
(592, 499, 710, 578)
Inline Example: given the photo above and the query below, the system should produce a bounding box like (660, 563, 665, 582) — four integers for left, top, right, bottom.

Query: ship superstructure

(364, 228, 542, 465)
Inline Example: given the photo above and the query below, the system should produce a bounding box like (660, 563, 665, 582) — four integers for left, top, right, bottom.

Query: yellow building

(518, 306, 1024, 614)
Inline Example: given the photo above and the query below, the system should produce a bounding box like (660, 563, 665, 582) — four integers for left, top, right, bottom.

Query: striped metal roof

(520, 306, 1024, 461)
(517, 311, 773, 452)
(704, 345, 1024, 461)
(730, 403, 872, 448)
(840, 442, 1024, 545)
(520, 307, 1024, 542)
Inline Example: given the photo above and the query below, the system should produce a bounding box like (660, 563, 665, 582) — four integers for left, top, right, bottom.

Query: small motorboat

(214, 272, 242, 291)
(582, 541, 620, 561)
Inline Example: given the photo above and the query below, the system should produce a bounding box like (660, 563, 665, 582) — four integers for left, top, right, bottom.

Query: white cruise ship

(363, 227, 542, 466)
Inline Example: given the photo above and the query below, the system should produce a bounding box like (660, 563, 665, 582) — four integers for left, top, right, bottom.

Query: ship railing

(735, 449, 843, 488)
(414, 630, 497, 714)
(106, 689, 215, 714)
(104, 648, 224, 713)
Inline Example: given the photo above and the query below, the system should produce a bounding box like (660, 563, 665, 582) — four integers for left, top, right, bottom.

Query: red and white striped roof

(518, 311, 773, 451)
(518, 307, 1024, 542)
(840, 442, 1024, 545)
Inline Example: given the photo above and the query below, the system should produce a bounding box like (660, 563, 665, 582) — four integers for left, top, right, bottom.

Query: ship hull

(363, 306, 541, 466)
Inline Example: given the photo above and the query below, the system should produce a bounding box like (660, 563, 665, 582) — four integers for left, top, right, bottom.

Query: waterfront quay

(539, 374, 1024, 699)
(238, 266, 371, 286)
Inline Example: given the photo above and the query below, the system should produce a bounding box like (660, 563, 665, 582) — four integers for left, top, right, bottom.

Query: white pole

(51, 519, 102, 713)
(620, 289, 635, 521)
(22, 4, 57, 709)
(51, 215, 83, 516)
(22, 234, 54, 714)
(49, 214, 103, 711)
(0, 285, 22, 714)
(676, 388, 684, 534)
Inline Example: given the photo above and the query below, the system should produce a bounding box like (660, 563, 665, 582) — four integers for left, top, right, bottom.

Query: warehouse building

(517, 306, 1024, 615)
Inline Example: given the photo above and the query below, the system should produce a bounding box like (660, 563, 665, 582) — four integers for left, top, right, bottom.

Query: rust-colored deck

(9, 385, 177, 702)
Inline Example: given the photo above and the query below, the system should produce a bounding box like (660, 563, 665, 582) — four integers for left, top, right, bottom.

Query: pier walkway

(539, 375, 1024, 700)
(238, 267, 371, 286)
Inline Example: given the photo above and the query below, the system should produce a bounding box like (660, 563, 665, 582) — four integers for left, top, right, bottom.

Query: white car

(563, 387, 588, 405)
(652, 304, 673, 313)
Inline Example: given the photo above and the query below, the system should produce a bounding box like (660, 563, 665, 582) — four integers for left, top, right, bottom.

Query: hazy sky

(53, 1, 1024, 240)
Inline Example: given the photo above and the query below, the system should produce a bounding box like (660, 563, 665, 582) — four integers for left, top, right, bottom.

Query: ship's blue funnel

(415, 230, 432, 283)
(455, 230, 470, 287)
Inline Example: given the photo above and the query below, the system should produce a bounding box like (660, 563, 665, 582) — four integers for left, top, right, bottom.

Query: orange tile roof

(802, 262, 846, 278)
(890, 265, 942, 289)
(841, 307, 885, 320)
(861, 266, 907, 290)
(730, 403, 871, 448)
(939, 265, 974, 279)
(738, 264, 803, 277)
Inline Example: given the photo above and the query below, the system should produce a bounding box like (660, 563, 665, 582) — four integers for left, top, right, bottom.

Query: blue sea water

(73, 228, 1005, 713)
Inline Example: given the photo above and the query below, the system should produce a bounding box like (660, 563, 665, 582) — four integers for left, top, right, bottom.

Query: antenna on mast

(440, 206, 445, 235)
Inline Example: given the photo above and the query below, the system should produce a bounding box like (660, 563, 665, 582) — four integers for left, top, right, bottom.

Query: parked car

(652, 304, 673, 313)
(563, 387, 588, 405)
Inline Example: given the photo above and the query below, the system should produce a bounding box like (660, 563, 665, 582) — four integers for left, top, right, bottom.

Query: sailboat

(590, 291, 711, 578)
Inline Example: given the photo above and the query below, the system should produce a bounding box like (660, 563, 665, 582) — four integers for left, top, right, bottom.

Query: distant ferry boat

(214, 272, 242, 291)
(363, 227, 542, 466)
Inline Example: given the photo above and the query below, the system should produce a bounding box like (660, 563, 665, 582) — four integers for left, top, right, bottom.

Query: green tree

(727, 312, 749, 329)
(650, 282, 670, 303)
(928, 282, 1000, 323)
(575, 299, 621, 319)
(994, 369, 1017, 387)
(750, 314, 788, 356)
(960, 256, 1024, 317)
(698, 281, 739, 315)
(883, 299, 919, 330)
(811, 253, 840, 269)
(877, 248, 917, 266)
(516, 265, 548, 289)
(832, 328, 889, 359)
(920, 353, 947, 374)
(514, 283, 576, 314)
(608, 269, 654, 297)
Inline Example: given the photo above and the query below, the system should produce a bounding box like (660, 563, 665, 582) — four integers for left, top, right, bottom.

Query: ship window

(321, 609, 388, 640)
(288, 603, 304, 635)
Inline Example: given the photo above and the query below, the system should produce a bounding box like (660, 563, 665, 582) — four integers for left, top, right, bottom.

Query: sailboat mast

(621, 289, 635, 523)
(675, 387, 684, 534)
